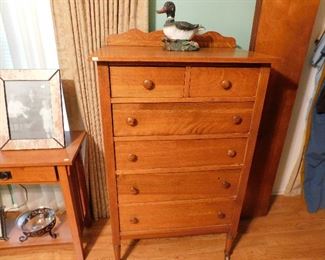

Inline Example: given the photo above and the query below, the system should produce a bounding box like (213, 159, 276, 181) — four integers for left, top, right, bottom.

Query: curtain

(0, 0, 65, 212)
(51, 0, 148, 219)
(0, 0, 58, 69)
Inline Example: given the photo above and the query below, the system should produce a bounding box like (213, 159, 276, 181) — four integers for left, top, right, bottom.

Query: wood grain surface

(113, 103, 253, 136)
(0, 166, 57, 183)
(0, 131, 86, 167)
(1, 196, 324, 260)
(119, 199, 234, 233)
(244, 0, 320, 217)
(94, 28, 273, 259)
(115, 138, 247, 171)
(111, 97, 256, 103)
(117, 169, 240, 203)
(190, 67, 260, 98)
(110, 66, 185, 98)
(92, 46, 277, 64)
(0, 131, 88, 260)
(97, 64, 122, 260)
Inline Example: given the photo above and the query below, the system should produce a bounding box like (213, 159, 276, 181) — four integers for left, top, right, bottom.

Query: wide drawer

(113, 103, 253, 136)
(119, 199, 234, 233)
(115, 138, 246, 171)
(0, 167, 57, 184)
(117, 169, 240, 203)
(110, 66, 185, 98)
(190, 67, 260, 97)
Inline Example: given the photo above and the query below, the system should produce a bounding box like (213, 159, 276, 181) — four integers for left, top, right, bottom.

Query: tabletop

(0, 131, 86, 168)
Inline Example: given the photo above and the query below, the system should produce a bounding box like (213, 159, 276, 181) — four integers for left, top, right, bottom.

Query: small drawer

(115, 138, 246, 171)
(113, 103, 253, 136)
(190, 67, 260, 97)
(117, 169, 240, 203)
(119, 199, 234, 233)
(0, 167, 57, 184)
(110, 66, 185, 98)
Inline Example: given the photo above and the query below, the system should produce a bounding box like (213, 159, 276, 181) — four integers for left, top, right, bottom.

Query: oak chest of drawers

(92, 30, 273, 260)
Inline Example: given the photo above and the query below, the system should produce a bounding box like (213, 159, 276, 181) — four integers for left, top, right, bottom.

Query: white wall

(273, 1, 325, 194)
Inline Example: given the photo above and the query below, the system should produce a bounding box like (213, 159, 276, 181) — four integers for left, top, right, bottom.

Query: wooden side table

(0, 131, 90, 260)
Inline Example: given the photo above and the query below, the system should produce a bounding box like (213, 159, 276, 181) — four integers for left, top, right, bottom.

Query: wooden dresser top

(92, 46, 276, 64)
(91, 29, 276, 64)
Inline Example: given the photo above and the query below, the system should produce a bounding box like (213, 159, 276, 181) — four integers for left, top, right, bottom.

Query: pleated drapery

(51, 0, 148, 219)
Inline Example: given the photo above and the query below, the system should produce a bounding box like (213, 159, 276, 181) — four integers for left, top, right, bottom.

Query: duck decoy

(156, 1, 205, 51)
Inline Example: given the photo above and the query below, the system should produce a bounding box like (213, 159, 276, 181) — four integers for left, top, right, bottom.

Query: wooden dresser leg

(224, 232, 236, 260)
(114, 244, 121, 260)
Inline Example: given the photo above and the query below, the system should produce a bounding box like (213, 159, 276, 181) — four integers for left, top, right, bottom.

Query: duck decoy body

(157, 1, 204, 41)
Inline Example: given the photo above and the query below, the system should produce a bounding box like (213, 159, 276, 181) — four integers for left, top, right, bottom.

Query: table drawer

(115, 138, 246, 171)
(117, 169, 240, 203)
(0, 167, 57, 184)
(190, 67, 260, 97)
(119, 199, 234, 233)
(110, 66, 185, 98)
(113, 103, 253, 136)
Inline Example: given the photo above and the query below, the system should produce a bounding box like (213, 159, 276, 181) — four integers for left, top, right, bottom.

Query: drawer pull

(232, 115, 243, 125)
(220, 80, 232, 90)
(130, 217, 139, 224)
(227, 150, 237, 158)
(127, 117, 137, 127)
(130, 186, 139, 195)
(222, 181, 231, 189)
(217, 211, 226, 219)
(143, 79, 155, 90)
(0, 171, 12, 181)
(128, 154, 138, 162)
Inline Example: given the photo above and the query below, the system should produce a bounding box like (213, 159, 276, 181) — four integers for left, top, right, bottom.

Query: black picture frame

(0, 206, 8, 240)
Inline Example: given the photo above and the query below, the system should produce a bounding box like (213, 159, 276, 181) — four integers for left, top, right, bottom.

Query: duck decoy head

(156, 1, 176, 18)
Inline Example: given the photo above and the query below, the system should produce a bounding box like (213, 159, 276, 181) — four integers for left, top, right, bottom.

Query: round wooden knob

(130, 217, 139, 224)
(222, 181, 231, 189)
(217, 211, 226, 219)
(220, 80, 232, 90)
(0, 171, 11, 181)
(127, 117, 137, 127)
(143, 79, 155, 90)
(130, 186, 139, 195)
(232, 115, 242, 125)
(128, 154, 138, 162)
(227, 150, 237, 158)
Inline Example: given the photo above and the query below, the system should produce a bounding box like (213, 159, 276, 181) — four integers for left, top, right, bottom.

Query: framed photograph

(0, 70, 65, 150)
(0, 206, 8, 240)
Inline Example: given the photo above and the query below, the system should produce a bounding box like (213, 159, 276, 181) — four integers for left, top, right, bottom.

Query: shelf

(0, 212, 72, 249)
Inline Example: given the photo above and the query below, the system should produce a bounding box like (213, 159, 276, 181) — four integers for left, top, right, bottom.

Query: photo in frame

(0, 206, 8, 240)
(0, 70, 65, 150)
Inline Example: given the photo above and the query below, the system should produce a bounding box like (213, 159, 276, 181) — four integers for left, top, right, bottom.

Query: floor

(1, 196, 325, 260)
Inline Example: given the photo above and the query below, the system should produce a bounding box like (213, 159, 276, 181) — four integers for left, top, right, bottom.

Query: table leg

(75, 153, 91, 227)
(57, 165, 84, 260)
(114, 244, 121, 260)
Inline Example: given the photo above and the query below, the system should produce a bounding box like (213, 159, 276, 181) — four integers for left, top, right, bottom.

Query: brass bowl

(16, 207, 57, 242)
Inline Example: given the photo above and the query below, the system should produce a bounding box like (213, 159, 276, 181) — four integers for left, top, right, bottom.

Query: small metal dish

(16, 207, 57, 242)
